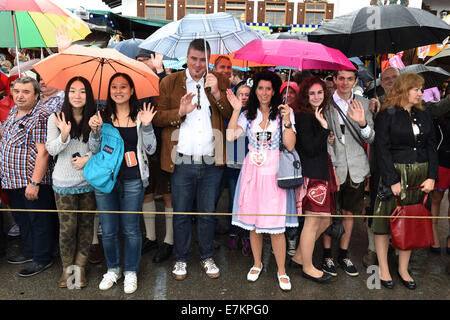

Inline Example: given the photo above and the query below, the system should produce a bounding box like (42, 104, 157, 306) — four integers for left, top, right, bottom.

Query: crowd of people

(0, 37, 448, 295)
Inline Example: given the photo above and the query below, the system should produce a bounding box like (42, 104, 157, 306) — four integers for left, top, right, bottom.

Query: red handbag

(389, 193, 434, 251)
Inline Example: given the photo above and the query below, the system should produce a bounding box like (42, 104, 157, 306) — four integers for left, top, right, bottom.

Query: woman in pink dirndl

(226, 71, 297, 291)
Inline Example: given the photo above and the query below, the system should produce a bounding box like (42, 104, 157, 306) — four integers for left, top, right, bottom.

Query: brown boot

(75, 252, 88, 288)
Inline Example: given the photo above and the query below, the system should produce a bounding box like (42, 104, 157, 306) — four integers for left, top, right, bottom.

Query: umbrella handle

(204, 38, 211, 92)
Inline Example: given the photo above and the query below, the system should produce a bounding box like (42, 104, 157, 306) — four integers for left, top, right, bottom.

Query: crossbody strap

(331, 98, 365, 149)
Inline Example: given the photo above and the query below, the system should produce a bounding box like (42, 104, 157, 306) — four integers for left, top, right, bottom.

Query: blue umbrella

(164, 57, 187, 70)
(109, 38, 143, 59)
(139, 13, 262, 59)
(109, 38, 177, 61)
(349, 57, 364, 66)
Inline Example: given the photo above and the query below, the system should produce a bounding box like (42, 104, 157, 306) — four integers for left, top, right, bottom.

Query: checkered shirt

(39, 91, 65, 113)
(0, 104, 52, 189)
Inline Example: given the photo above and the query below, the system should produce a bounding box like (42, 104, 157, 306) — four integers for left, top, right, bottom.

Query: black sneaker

(338, 257, 359, 276)
(7, 254, 33, 265)
(322, 257, 337, 276)
(18, 261, 54, 277)
(142, 238, 158, 253)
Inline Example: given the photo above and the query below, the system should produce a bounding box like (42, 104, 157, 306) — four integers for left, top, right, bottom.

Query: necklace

(116, 115, 130, 128)
(257, 117, 272, 150)
(249, 116, 272, 167)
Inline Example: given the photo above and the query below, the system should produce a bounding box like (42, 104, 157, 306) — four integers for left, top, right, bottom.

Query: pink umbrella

(234, 39, 355, 101)
(234, 39, 356, 71)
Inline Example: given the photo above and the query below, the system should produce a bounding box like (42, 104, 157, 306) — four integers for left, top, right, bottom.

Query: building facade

(135, 0, 335, 25)
(114, 0, 429, 25)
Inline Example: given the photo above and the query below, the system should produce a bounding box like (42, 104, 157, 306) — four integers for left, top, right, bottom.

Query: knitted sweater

(45, 113, 93, 194)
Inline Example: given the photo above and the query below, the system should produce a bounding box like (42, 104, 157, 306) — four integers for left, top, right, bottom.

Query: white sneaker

(124, 272, 137, 294)
(200, 258, 220, 279)
(99, 270, 121, 290)
(172, 261, 187, 280)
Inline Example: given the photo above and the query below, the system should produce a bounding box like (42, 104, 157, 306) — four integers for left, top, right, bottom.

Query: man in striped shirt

(0, 77, 56, 277)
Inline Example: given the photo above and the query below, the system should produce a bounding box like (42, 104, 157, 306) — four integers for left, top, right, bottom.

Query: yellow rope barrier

(0, 208, 449, 219)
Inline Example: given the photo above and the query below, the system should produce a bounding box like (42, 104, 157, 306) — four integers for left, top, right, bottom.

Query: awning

(70, 9, 170, 39)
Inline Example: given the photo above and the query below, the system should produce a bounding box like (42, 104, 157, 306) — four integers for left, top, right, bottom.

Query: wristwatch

(284, 122, 292, 129)
(30, 181, 40, 186)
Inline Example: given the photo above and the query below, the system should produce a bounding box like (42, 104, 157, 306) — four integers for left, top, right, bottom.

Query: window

(305, 4, 325, 11)
(265, 2, 285, 25)
(305, 12, 324, 24)
(146, 6, 165, 20)
(145, 0, 165, 19)
(305, 1, 326, 24)
(226, 1, 246, 21)
(186, 0, 206, 15)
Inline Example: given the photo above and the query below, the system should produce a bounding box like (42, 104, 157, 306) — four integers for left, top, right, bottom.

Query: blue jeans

(171, 161, 224, 262)
(95, 179, 144, 272)
(7, 185, 56, 265)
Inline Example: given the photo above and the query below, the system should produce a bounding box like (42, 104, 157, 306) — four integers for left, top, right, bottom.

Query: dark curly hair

(60, 77, 96, 143)
(246, 70, 282, 121)
(297, 76, 330, 115)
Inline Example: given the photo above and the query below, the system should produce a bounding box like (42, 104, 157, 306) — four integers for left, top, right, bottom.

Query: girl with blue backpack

(88, 72, 157, 294)
(45, 76, 97, 289)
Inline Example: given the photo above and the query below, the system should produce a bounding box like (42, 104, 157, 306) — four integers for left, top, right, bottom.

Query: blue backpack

(84, 123, 124, 194)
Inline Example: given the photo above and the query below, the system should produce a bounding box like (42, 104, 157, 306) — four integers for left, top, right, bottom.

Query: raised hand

(151, 52, 164, 73)
(55, 112, 71, 142)
(138, 102, 157, 126)
(226, 89, 242, 112)
(347, 99, 366, 127)
(54, 25, 73, 53)
(178, 92, 197, 117)
(88, 111, 103, 133)
(315, 107, 328, 129)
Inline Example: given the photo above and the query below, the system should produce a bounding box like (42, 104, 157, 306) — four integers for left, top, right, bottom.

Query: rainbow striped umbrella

(0, 0, 91, 48)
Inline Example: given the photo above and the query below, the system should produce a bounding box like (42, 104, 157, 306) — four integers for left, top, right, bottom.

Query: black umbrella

(308, 5, 450, 57)
(308, 4, 450, 97)
(399, 64, 450, 89)
(266, 32, 308, 41)
(425, 47, 450, 73)
(364, 78, 384, 99)
(357, 65, 374, 83)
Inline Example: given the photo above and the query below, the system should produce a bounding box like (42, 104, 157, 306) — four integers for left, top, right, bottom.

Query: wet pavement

(0, 191, 449, 301)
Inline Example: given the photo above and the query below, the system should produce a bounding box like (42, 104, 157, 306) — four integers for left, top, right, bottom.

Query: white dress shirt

(332, 91, 371, 145)
(177, 68, 214, 156)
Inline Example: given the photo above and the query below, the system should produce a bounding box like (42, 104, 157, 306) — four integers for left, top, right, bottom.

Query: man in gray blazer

(322, 69, 375, 278)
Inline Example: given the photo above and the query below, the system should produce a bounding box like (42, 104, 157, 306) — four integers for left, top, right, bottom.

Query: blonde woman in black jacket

(373, 73, 438, 290)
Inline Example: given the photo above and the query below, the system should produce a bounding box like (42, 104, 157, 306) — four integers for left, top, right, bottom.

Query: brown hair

(213, 55, 231, 69)
(297, 75, 330, 115)
(187, 38, 211, 56)
(382, 73, 424, 111)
